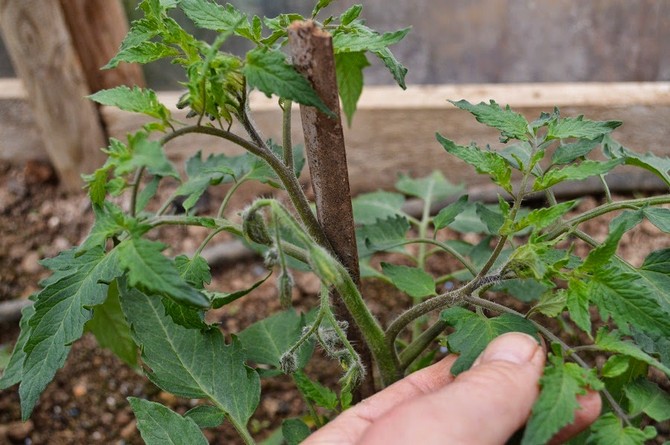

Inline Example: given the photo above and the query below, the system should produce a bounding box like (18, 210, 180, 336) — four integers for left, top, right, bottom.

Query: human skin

(303, 332, 601, 445)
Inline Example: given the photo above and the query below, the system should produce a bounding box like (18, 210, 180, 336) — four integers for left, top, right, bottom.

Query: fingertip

(473, 332, 545, 369)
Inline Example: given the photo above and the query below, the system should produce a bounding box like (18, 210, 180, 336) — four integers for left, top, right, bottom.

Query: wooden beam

(58, 0, 145, 91)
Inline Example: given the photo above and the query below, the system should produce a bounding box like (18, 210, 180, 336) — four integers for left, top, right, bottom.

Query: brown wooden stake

(288, 21, 375, 398)
(0, 0, 107, 190)
(58, 0, 145, 92)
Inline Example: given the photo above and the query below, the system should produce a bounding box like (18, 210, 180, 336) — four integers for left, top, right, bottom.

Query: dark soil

(1, 159, 669, 444)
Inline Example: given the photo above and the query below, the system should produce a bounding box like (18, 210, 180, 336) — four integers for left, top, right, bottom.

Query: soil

(0, 158, 669, 444)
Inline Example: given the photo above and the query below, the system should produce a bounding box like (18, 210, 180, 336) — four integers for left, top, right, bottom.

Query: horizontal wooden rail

(2, 79, 670, 193)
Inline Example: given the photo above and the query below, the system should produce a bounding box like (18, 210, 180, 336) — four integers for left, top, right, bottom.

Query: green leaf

(522, 356, 603, 445)
(238, 309, 314, 370)
(357, 215, 410, 254)
(335, 51, 369, 126)
(603, 136, 670, 187)
(282, 418, 311, 445)
(511, 200, 577, 233)
(595, 328, 670, 378)
(610, 209, 644, 233)
(551, 139, 600, 165)
(532, 289, 567, 317)
(117, 238, 209, 308)
(129, 132, 179, 178)
(631, 329, 670, 370)
(624, 378, 670, 421)
(89, 86, 171, 124)
(448, 203, 496, 234)
(441, 307, 538, 375)
(104, 41, 180, 69)
(449, 100, 529, 142)
(161, 298, 208, 330)
(174, 152, 235, 213)
(243, 47, 332, 116)
(533, 159, 622, 191)
(209, 272, 271, 309)
(128, 397, 208, 445)
(381, 263, 436, 299)
(495, 278, 551, 303)
(333, 25, 410, 54)
(567, 278, 592, 335)
(86, 281, 137, 367)
(83, 166, 111, 205)
(179, 0, 247, 33)
(18, 248, 121, 419)
(339, 5, 362, 25)
(437, 134, 512, 193)
(547, 116, 621, 140)
(643, 207, 670, 233)
(184, 405, 226, 428)
(0, 304, 35, 390)
(475, 202, 505, 234)
(352, 191, 407, 225)
(175, 254, 211, 290)
(395, 171, 464, 205)
(638, 249, 670, 313)
(601, 355, 633, 378)
(77, 203, 128, 254)
(293, 371, 338, 410)
(433, 195, 469, 230)
(587, 413, 656, 445)
(120, 286, 260, 427)
(590, 266, 670, 338)
(580, 222, 626, 273)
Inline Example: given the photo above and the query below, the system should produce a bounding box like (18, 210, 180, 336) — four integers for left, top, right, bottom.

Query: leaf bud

(263, 248, 279, 268)
(308, 245, 342, 285)
(242, 207, 272, 246)
(279, 351, 298, 374)
(277, 270, 294, 309)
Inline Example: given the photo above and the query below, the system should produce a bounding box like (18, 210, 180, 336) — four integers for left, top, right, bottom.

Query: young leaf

(104, 41, 180, 69)
(209, 272, 271, 309)
(642, 207, 670, 233)
(335, 51, 369, 126)
(120, 286, 260, 427)
(638, 249, 670, 313)
(448, 203, 497, 234)
(243, 47, 332, 116)
(161, 298, 209, 330)
(174, 152, 234, 213)
(624, 378, 670, 421)
(532, 289, 567, 318)
(77, 203, 129, 254)
(128, 397, 208, 445)
(179, 0, 247, 33)
(117, 238, 209, 308)
(352, 191, 407, 225)
(293, 371, 338, 410)
(395, 171, 464, 205)
(19, 248, 121, 419)
(86, 281, 137, 367)
(89, 86, 171, 125)
(511, 200, 577, 233)
(436, 134, 512, 193)
(357, 215, 410, 253)
(589, 266, 670, 338)
(381, 263, 436, 299)
(587, 413, 657, 445)
(339, 4, 362, 25)
(184, 405, 226, 429)
(475, 202, 505, 234)
(603, 136, 670, 187)
(433, 195, 469, 230)
(282, 418, 311, 445)
(238, 309, 315, 370)
(601, 355, 633, 379)
(566, 278, 592, 335)
(551, 139, 599, 165)
(522, 356, 603, 445)
(546, 115, 621, 140)
(595, 328, 670, 378)
(175, 254, 211, 289)
(533, 159, 622, 191)
(441, 307, 538, 375)
(449, 100, 529, 142)
(580, 223, 626, 273)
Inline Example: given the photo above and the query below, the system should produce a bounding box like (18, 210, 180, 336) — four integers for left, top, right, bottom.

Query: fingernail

(473, 332, 541, 366)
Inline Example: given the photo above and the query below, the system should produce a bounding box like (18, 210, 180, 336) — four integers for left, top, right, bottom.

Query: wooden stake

(0, 0, 106, 190)
(288, 21, 375, 397)
(58, 0, 145, 91)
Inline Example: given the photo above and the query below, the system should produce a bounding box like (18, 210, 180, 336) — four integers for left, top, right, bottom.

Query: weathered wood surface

(2, 81, 670, 193)
(0, 0, 106, 190)
(59, 0, 145, 91)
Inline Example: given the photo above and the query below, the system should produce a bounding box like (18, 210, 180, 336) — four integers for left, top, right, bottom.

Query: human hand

(303, 333, 601, 445)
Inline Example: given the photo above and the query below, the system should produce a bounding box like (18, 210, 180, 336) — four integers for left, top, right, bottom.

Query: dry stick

(288, 21, 376, 398)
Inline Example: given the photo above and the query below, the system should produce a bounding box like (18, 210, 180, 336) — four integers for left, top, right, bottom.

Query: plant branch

(130, 166, 145, 217)
(281, 98, 294, 171)
(399, 319, 448, 372)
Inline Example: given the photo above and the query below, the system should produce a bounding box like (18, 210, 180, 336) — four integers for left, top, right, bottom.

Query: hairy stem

(399, 319, 448, 372)
(130, 166, 145, 217)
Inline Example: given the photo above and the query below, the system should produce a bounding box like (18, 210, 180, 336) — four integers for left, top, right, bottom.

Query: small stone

(115, 409, 132, 426)
(21, 251, 42, 274)
(72, 383, 88, 398)
(158, 391, 177, 406)
(23, 160, 56, 185)
(6, 420, 34, 441)
(47, 216, 60, 228)
(101, 412, 114, 425)
(53, 237, 71, 251)
(120, 420, 137, 440)
(91, 431, 103, 441)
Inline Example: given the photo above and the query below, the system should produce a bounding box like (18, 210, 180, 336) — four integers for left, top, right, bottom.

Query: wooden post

(288, 21, 374, 397)
(0, 0, 107, 190)
(58, 0, 145, 91)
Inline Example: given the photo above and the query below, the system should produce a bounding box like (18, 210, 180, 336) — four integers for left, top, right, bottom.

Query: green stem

(218, 177, 247, 219)
(399, 319, 448, 372)
(130, 166, 145, 217)
(229, 417, 256, 445)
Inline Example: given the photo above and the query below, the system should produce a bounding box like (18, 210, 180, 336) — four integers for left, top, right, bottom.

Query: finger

(548, 390, 602, 445)
(358, 332, 546, 445)
(302, 354, 458, 445)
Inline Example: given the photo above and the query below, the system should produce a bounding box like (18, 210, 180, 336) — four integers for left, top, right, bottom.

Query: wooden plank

(0, 0, 106, 190)
(58, 0, 145, 91)
(2, 80, 670, 193)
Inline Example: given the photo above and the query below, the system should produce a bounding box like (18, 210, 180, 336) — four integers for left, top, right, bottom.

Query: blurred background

(1, 0, 668, 89)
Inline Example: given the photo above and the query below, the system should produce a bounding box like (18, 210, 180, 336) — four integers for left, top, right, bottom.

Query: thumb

(360, 332, 545, 445)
